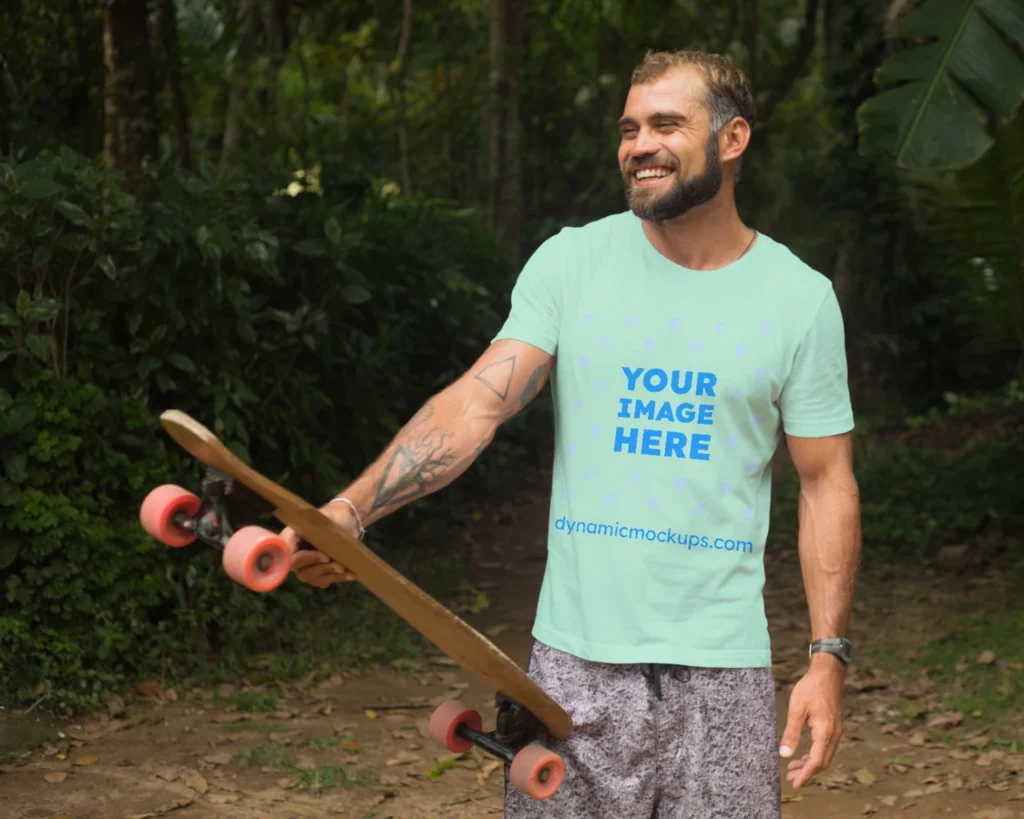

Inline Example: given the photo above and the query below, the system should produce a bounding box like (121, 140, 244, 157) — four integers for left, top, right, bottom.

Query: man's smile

(632, 166, 675, 186)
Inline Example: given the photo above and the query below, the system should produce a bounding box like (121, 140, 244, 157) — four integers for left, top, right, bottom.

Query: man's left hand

(778, 656, 846, 789)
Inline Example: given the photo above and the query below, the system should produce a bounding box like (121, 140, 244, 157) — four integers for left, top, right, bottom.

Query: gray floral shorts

(504, 641, 781, 819)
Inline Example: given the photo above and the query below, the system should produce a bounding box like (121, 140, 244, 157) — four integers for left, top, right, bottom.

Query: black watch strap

(809, 637, 854, 664)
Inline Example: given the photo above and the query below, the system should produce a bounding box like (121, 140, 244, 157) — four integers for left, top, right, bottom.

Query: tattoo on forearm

(474, 356, 516, 401)
(520, 362, 551, 408)
(406, 401, 435, 430)
(473, 431, 495, 456)
(372, 427, 458, 511)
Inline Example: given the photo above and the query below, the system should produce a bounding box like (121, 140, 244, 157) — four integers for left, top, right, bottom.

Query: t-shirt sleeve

(779, 286, 855, 437)
(490, 231, 567, 355)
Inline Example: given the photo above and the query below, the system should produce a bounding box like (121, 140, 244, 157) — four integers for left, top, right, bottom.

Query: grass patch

(237, 741, 378, 793)
(863, 605, 1024, 743)
(239, 742, 295, 769)
(295, 763, 374, 793)
(427, 755, 465, 781)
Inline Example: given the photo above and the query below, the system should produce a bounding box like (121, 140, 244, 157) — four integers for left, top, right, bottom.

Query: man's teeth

(636, 168, 672, 179)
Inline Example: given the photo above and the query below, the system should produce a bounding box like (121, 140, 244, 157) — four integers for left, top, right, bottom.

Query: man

(282, 49, 861, 819)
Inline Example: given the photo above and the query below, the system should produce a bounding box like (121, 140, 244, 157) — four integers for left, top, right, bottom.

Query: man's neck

(640, 194, 754, 271)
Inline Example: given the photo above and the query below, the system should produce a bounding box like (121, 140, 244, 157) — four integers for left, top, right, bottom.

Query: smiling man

(282, 50, 861, 819)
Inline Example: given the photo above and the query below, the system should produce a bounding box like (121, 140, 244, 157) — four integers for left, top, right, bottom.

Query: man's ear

(719, 117, 751, 164)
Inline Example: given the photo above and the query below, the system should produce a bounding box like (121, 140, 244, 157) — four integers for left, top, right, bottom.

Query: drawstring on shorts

(642, 664, 691, 700)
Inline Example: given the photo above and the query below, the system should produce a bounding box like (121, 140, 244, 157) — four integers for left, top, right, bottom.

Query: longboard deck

(159, 410, 572, 740)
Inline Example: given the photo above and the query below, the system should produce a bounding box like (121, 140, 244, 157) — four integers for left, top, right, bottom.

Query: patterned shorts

(504, 641, 781, 819)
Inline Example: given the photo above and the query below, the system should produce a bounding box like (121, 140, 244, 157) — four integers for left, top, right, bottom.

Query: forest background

(0, 0, 1022, 717)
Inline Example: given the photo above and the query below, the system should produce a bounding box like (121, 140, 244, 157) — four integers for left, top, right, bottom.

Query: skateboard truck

(451, 693, 546, 765)
(140, 469, 293, 592)
(429, 693, 565, 799)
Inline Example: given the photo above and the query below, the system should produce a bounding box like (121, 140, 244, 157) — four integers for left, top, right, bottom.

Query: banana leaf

(856, 0, 1024, 170)
(926, 115, 1024, 362)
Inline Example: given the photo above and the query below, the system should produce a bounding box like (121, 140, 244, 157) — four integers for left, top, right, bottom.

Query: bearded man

(284, 49, 861, 819)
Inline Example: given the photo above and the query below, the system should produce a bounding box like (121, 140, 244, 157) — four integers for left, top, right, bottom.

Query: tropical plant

(921, 115, 1024, 372)
(856, 0, 1024, 170)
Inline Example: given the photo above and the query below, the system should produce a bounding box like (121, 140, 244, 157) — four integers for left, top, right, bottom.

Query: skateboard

(139, 410, 572, 799)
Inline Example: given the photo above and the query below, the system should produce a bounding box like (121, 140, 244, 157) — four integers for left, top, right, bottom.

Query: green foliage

(0, 364, 475, 713)
(0, 148, 132, 376)
(4, 0, 1023, 720)
(911, 608, 1024, 739)
(0, 371, 176, 710)
(770, 390, 1024, 561)
(857, 0, 1024, 170)
(904, 380, 1024, 429)
(865, 573, 1024, 741)
(238, 741, 375, 793)
(857, 444, 1024, 557)
(921, 117, 1024, 373)
(0, 145, 517, 712)
(0, 146, 514, 492)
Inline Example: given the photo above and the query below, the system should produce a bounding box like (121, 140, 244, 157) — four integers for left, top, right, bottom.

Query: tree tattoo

(371, 427, 458, 511)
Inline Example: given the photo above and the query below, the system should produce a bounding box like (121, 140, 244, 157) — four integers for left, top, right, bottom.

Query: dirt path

(2, 480, 1022, 819)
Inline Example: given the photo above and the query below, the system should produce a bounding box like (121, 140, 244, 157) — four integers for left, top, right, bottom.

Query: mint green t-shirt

(492, 211, 854, 668)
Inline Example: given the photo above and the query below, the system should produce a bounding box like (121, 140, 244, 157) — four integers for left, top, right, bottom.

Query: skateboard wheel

(140, 484, 201, 547)
(429, 699, 482, 753)
(223, 526, 291, 593)
(510, 743, 564, 800)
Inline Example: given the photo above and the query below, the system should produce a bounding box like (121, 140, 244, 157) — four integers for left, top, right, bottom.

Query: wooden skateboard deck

(155, 410, 572, 742)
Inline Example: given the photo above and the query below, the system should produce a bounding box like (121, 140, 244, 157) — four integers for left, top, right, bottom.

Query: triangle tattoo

(474, 356, 516, 401)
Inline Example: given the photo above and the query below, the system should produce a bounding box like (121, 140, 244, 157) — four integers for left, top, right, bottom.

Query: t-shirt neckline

(630, 212, 765, 276)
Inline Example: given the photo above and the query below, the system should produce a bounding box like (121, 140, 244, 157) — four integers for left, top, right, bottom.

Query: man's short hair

(631, 50, 757, 136)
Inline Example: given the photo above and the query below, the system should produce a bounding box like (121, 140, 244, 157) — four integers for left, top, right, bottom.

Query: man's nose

(630, 130, 660, 158)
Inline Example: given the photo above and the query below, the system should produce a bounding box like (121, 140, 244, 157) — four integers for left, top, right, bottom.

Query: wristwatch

(809, 637, 854, 664)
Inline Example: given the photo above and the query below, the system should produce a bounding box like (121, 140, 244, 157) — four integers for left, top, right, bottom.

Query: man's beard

(624, 133, 722, 222)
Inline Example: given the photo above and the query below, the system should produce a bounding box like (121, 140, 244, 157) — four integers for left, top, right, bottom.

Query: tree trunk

(0, 0, 20, 156)
(103, 0, 159, 189)
(103, 10, 117, 170)
(743, 0, 758, 92)
(262, 0, 290, 115)
(67, 0, 95, 155)
(486, 0, 524, 266)
(0, 54, 10, 157)
(221, 0, 262, 169)
(757, 0, 820, 128)
(157, 0, 192, 169)
(716, 0, 741, 55)
(823, 0, 894, 411)
(393, 0, 414, 195)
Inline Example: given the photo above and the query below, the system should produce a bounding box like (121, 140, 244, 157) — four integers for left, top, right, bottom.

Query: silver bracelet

(326, 497, 367, 540)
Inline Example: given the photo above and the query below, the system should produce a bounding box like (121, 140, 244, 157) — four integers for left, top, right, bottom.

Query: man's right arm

(284, 338, 554, 586)
(335, 338, 553, 528)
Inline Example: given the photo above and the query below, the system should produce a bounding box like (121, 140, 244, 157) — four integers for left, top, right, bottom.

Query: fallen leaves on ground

(386, 751, 423, 767)
(71, 755, 100, 767)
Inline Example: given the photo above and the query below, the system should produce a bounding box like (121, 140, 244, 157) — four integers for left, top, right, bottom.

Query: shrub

(0, 147, 533, 711)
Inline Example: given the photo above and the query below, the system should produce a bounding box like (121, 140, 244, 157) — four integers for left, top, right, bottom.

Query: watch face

(833, 641, 849, 661)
